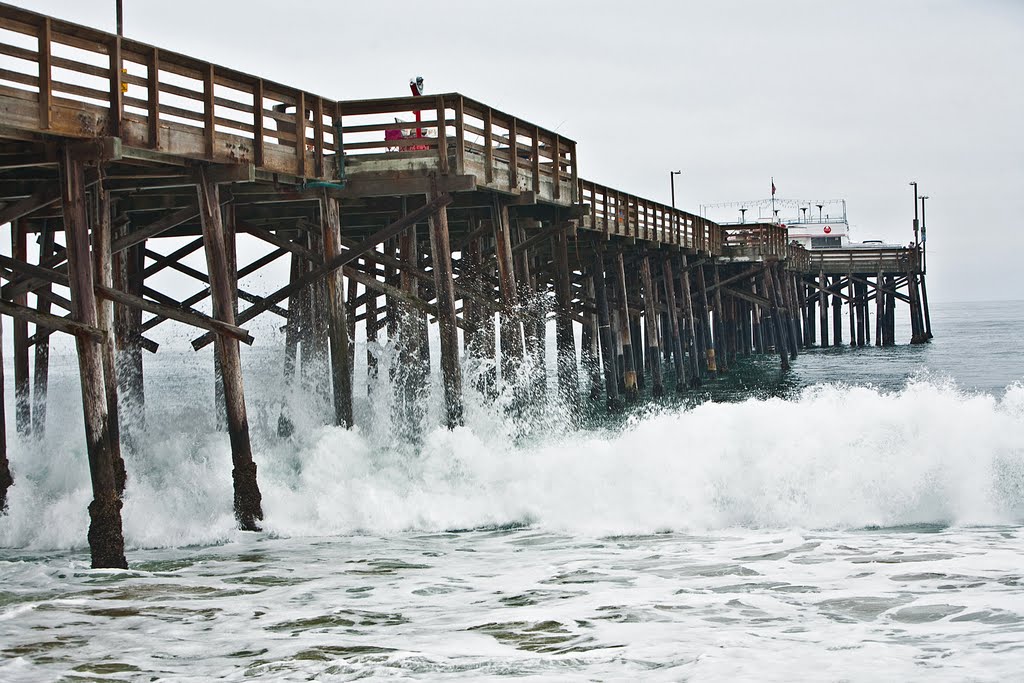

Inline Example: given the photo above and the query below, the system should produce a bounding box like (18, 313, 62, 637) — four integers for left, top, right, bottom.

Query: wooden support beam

(140, 237, 204, 279)
(512, 220, 574, 255)
(763, 263, 790, 371)
(553, 227, 579, 409)
(112, 217, 145, 438)
(0, 298, 105, 343)
(0, 312, 9, 512)
(615, 252, 638, 399)
(11, 221, 30, 436)
(0, 183, 61, 226)
(276, 251, 301, 437)
(320, 191, 353, 428)
(237, 221, 323, 265)
(110, 202, 201, 256)
(679, 253, 701, 386)
(93, 187, 126, 495)
(719, 284, 771, 309)
(99, 285, 254, 344)
(32, 223, 55, 436)
(59, 146, 127, 569)
(661, 253, 687, 392)
(819, 270, 829, 347)
(711, 264, 728, 373)
(695, 264, 716, 375)
(196, 166, 263, 531)
(492, 198, 524, 380)
(705, 263, 766, 293)
(591, 251, 621, 411)
(427, 176, 463, 428)
(641, 255, 664, 395)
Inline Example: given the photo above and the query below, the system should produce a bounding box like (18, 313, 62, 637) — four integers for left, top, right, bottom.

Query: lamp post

(909, 181, 919, 246)
(920, 195, 929, 273)
(816, 203, 823, 222)
(670, 170, 681, 240)
(800, 207, 808, 222)
(739, 208, 747, 223)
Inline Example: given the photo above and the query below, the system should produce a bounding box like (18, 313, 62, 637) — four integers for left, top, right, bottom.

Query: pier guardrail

(787, 242, 811, 272)
(337, 94, 578, 206)
(0, 2, 354, 179)
(807, 246, 920, 275)
(577, 178, 720, 254)
(720, 223, 788, 261)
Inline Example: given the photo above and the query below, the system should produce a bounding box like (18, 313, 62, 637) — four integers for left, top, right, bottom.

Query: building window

(811, 236, 842, 248)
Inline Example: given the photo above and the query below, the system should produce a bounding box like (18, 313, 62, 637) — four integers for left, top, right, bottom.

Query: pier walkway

(0, 4, 931, 567)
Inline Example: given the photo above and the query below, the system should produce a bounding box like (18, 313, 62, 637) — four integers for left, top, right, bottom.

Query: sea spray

(3, 375, 1023, 550)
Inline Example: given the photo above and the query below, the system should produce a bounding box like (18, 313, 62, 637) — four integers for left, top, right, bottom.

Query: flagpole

(771, 177, 775, 220)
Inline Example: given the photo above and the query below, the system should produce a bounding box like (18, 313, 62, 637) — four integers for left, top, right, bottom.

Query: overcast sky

(13, 0, 1024, 303)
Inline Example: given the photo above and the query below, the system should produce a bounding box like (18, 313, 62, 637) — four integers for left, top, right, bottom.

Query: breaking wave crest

(2, 376, 1024, 550)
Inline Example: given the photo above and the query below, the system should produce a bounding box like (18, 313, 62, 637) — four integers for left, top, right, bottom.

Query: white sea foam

(3, 380, 1023, 550)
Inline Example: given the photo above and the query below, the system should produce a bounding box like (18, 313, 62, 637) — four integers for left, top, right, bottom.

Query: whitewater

(1, 300, 1023, 680)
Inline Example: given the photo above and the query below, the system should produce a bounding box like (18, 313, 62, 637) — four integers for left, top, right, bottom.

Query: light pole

(739, 207, 747, 223)
(670, 170, 681, 239)
(920, 195, 929, 273)
(909, 181, 919, 246)
(816, 203, 823, 222)
(800, 207, 808, 222)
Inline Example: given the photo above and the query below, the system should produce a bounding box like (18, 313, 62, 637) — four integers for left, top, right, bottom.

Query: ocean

(1, 300, 1023, 681)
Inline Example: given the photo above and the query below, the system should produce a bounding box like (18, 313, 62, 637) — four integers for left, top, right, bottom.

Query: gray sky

(15, 0, 1024, 302)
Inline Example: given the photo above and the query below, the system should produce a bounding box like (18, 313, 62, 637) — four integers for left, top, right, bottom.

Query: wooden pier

(0, 4, 932, 567)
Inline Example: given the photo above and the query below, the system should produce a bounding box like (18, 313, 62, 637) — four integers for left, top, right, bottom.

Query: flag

(771, 178, 776, 196)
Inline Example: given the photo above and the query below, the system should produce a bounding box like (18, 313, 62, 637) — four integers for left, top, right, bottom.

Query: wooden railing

(0, 2, 344, 178)
(576, 178, 720, 253)
(807, 246, 919, 275)
(721, 223, 788, 260)
(787, 241, 811, 272)
(337, 94, 578, 204)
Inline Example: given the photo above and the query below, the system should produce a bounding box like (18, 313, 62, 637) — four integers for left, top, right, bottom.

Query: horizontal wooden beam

(0, 298, 104, 343)
(97, 284, 254, 345)
(0, 182, 61, 225)
(334, 174, 475, 198)
(720, 285, 771, 309)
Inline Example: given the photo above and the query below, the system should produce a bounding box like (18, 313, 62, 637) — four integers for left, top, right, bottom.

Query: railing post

(202, 64, 215, 157)
(569, 142, 579, 203)
(146, 47, 160, 149)
(295, 90, 306, 177)
(253, 79, 264, 167)
(312, 96, 324, 178)
(454, 96, 465, 175)
(552, 135, 561, 201)
(38, 17, 52, 130)
(531, 126, 540, 192)
(435, 96, 449, 174)
(108, 34, 123, 137)
(483, 107, 493, 184)
(508, 117, 518, 191)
